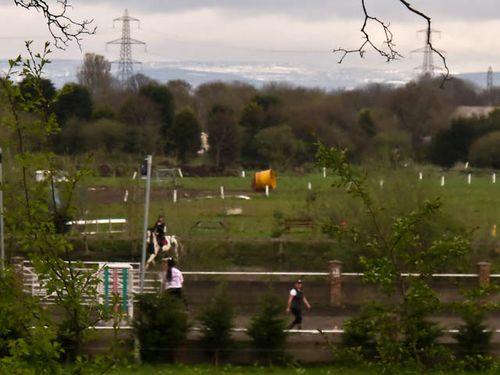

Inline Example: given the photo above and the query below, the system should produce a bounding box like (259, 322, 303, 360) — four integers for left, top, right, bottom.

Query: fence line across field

(20, 260, 500, 315)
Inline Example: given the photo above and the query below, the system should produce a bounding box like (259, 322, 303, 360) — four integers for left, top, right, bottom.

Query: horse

(145, 229, 182, 269)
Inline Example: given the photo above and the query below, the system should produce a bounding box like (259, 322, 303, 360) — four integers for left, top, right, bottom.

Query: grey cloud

(78, 0, 500, 23)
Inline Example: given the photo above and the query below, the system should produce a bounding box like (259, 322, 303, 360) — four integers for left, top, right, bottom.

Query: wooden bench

(284, 218, 314, 232)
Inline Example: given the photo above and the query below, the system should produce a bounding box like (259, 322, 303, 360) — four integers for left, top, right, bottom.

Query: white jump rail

(66, 218, 127, 235)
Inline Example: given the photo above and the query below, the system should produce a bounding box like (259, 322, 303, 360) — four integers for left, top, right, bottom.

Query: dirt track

(85, 186, 252, 205)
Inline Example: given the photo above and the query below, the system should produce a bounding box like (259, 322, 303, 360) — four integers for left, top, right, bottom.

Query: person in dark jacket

(286, 279, 311, 330)
(154, 215, 167, 247)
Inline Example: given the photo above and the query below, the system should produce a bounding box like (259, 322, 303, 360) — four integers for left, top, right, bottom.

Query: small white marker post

(241, 170, 245, 178)
(123, 190, 129, 203)
(441, 176, 445, 187)
(322, 167, 326, 178)
(467, 173, 472, 185)
(493, 173, 497, 184)
(465, 161, 469, 169)
(419, 172, 423, 180)
(379, 179, 384, 189)
(265, 185, 269, 197)
(220, 186, 225, 200)
(132, 171, 137, 180)
(173, 189, 177, 203)
(307, 182, 312, 191)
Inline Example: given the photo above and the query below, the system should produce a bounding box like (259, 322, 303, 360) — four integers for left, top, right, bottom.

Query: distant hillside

(1, 58, 494, 91)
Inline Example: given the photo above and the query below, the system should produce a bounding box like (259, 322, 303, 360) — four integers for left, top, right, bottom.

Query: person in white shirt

(162, 257, 184, 299)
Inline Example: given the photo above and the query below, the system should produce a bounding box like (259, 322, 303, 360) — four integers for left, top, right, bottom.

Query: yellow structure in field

(252, 169, 277, 191)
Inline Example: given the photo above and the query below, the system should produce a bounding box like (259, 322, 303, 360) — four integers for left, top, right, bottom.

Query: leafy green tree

(253, 125, 305, 169)
(427, 117, 480, 167)
(468, 130, 500, 169)
(1, 42, 108, 364)
(453, 288, 497, 371)
(427, 110, 500, 167)
(133, 293, 190, 363)
(317, 144, 469, 369)
(80, 118, 126, 153)
(0, 268, 62, 374)
(167, 80, 193, 110)
(198, 284, 234, 365)
(139, 82, 175, 153)
(389, 77, 452, 160)
(207, 105, 242, 169)
(171, 107, 201, 163)
(247, 292, 287, 365)
(19, 77, 56, 104)
(54, 83, 92, 126)
(119, 95, 163, 154)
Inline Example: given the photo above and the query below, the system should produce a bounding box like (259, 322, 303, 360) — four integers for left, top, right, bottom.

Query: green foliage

(271, 210, 285, 238)
(453, 287, 498, 371)
(133, 293, 190, 363)
(246, 292, 287, 365)
(80, 118, 126, 153)
(468, 130, 500, 169)
(338, 313, 377, 362)
(207, 105, 242, 169)
(54, 83, 93, 126)
(253, 125, 306, 170)
(316, 144, 468, 368)
(198, 284, 234, 365)
(427, 112, 500, 167)
(170, 107, 202, 162)
(0, 268, 62, 374)
(139, 82, 175, 152)
(1, 43, 111, 366)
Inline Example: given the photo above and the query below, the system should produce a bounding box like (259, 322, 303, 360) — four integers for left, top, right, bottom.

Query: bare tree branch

(14, 0, 96, 48)
(398, 0, 449, 83)
(334, 0, 449, 84)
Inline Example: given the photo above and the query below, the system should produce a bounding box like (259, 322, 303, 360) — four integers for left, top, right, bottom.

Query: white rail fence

(20, 260, 500, 324)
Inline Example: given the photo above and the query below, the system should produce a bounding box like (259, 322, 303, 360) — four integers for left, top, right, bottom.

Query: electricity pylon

(487, 66, 494, 90)
(107, 9, 146, 87)
(412, 28, 444, 77)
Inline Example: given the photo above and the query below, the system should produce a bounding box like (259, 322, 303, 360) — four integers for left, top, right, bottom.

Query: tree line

(3, 52, 500, 171)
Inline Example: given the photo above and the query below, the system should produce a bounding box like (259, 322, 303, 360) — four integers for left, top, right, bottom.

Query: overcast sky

(0, 0, 499, 75)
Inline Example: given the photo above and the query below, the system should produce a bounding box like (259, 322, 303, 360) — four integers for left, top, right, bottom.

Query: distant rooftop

(451, 106, 498, 119)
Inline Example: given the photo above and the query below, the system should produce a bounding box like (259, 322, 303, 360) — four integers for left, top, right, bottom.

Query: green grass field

(66, 165, 500, 272)
(79, 166, 500, 243)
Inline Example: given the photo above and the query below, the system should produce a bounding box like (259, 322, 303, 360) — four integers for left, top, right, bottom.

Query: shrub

(198, 284, 234, 365)
(133, 293, 190, 363)
(468, 130, 500, 168)
(454, 306, 494, 371)
(0, 268, 61, 374)
(246, 292, 287, 365)
(340, 313, 377, 361)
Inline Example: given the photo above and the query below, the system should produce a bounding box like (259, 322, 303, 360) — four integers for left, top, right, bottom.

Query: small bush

(246, 292, 287, 365)
(454, 309, 493, 370)
(340, 315, 377, 361)
(198, 284, 234, 365)
(133, 293, 190, 363)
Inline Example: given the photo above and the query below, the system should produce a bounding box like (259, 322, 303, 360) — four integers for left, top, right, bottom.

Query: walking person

(286, 279, 311, 330)
(162, 257, 184, 300)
